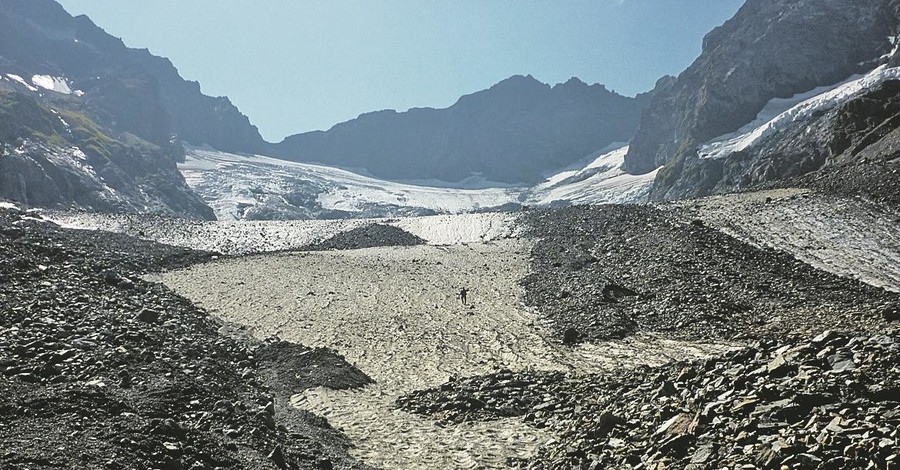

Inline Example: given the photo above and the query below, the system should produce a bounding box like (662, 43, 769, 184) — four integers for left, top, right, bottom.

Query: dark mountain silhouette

(273, 75, 650, 185)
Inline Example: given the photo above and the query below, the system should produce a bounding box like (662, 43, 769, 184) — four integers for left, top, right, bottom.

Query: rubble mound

(0, 207, 371, 470)
(398, 330, 900, 469)
(521, 204, 899, 342)
(303, 224, 426, 251)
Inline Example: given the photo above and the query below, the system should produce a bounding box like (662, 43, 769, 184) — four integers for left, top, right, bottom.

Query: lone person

(459, 287, 469, 306)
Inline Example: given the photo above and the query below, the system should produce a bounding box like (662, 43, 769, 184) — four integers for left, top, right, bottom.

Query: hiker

(459, 287, 469, 306)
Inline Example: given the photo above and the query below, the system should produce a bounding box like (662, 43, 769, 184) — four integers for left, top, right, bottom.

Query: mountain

(624, 0, 900, 203)
(0, 0, 273, 218)
(273, 75, 650, 185)
(0, 0, 265, 153)
(0, 88, 213, 218)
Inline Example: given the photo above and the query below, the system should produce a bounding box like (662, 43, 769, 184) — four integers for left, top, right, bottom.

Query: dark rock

(827, 352, 856, 372)
(136, 308, 161, 324)
(303, 224, 426, 251)
(267, 445, 287, 469)
(102, 270, 124, 286)
(562, 328, 579, 345)
(274, 75, 650, 184)
(601, 284, 637, 302)
(767, 354, 792, 376)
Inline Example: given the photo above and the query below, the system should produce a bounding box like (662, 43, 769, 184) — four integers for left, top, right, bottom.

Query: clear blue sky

(56, 0, 744, 142)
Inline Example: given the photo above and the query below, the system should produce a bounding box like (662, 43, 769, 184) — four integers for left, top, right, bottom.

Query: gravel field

(47, 211, 520, 255)
(0, 206, 370, 470)
(669, 188, 900, 293)
(522, 203, 899, 342)
(156, 238, 733, 469)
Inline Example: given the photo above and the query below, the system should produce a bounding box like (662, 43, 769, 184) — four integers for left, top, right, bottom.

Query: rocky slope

(0, 0, 265, 154)
(521, 204, 899, 343)
(0, 204, 370, 470)
(399, 330, 900, 469)
(274, 76, 649, 184)
(0, 0, 272, 218)
(624, 0, 900, 201)
(0, 88, 214, 219)
(20, 190, 900, 468)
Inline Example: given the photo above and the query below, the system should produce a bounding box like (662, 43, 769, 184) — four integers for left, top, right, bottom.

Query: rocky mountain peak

(625, 0, 899, 175)
(274, 75, 648, 184)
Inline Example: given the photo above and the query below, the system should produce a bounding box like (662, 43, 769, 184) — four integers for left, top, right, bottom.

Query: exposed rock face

(275, 75, 649, 184)
(654, 78, 900, 203)
(0, 0, 264, 218)
(624, 0, 899, 178)
(0, 0, 266, 154)
(0, 87, 214, 219)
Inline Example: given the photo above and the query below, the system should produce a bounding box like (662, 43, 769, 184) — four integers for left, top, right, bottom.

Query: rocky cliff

(624, 0, 900, 202)
(274, 75, 649, 185)
(0, 88, 214, 219)
(0, 0, 265, 153)
(0, 0, 278, 218)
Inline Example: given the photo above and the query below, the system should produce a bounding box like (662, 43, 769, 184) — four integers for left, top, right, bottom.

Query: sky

(56, 0, 744, 142)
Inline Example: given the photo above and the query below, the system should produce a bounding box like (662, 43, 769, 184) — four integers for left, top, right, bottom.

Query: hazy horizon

(56, 0, 744, 142)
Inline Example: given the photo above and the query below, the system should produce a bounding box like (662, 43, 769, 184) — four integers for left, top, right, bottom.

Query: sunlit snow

(180, 145, 656, 221)
(530, 146, 659, 205)
(699, 66, 900, 160)
(5, 73, 38, 91)
(31, 74, 75, 95)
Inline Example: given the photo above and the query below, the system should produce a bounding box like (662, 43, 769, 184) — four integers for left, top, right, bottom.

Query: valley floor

(154, 241, 732, 469)
(3, 187, 898, 469)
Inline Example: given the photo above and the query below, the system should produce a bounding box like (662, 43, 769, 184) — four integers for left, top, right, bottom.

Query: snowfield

(30, 74, 82, 95)
(180, 148, 521, 220)
(180, 145, 658, 221)
(699, 65, 900, 160)
(529, 146, 659, 205)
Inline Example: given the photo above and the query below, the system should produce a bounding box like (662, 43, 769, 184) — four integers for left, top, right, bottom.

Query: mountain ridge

(0, 0, 266, 154)
(272, 74, 650, 185)
(623, 0, 900, 204)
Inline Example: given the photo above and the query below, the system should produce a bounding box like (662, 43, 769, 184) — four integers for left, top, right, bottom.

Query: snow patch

(6, 74, 38, 91)
(0, 202, 20, 211)
(528, 146, 658, 205)
(699, 66, 900, 160)
(31, 75, 74, 95)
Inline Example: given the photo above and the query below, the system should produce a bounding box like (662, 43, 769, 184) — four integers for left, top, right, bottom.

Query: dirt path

(156, 240, 733, 469)
(672, 189, 900, 292)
